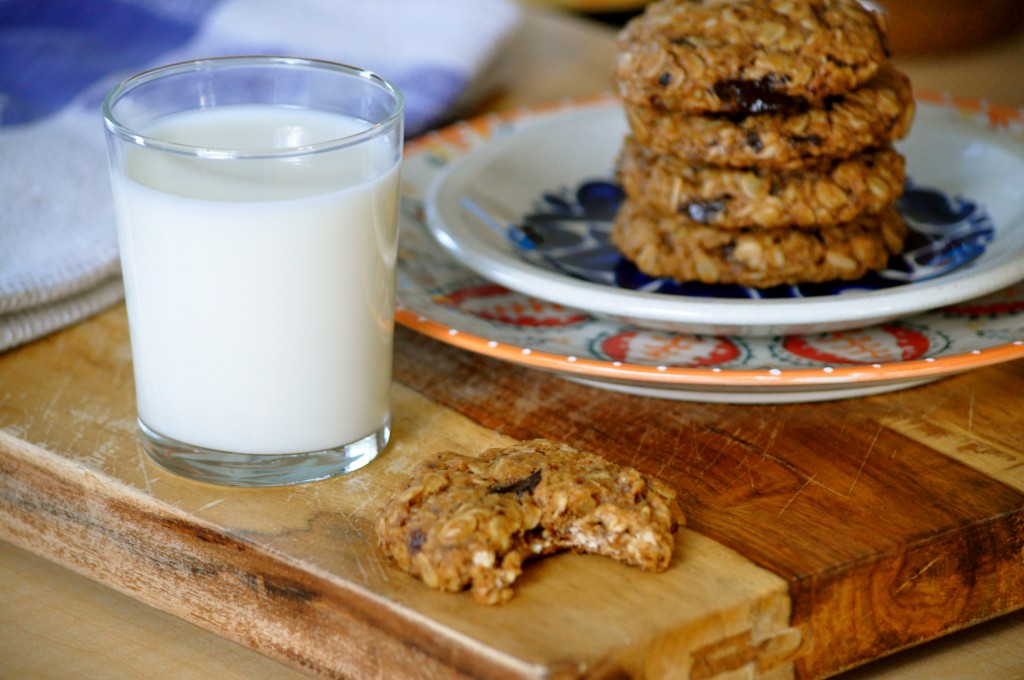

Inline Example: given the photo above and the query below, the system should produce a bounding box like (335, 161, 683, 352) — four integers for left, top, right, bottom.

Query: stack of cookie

(610, 0, 916, 288)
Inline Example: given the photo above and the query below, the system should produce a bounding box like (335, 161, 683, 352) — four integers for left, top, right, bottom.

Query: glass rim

(101, 55, 405, 160)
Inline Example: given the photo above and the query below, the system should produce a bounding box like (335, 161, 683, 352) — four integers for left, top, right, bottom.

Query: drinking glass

(103, 57, 404, 486)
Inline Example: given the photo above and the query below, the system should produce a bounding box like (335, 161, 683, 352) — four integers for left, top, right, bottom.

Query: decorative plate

(422, 96, 1024, 337)
(395, 95, 1024, 402)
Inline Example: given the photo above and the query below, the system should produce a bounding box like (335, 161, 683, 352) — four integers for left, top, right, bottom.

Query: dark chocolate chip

(409, 528, 426, 555)
(706, 110, 752, 124)
(790, 134, 823, 147)
(822, 94, 843, 111)
(746, 131, 764, 152)
(712, 77, 804, 114)
(488, 469, 542, 496)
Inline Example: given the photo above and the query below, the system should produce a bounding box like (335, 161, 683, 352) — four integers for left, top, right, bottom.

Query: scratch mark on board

(653, 422, 684, 478)
(136, 448, 160, 494)
(778, 473, 817, 517)
(759, 451, 854, 500)
(723, 453, 751, 490)
(38, 374, 72, 441)
(759, 416, 782, 457)
(847, 425, 883, 497)
(331, 509, 375, 582)
(659, 451, 683, 484)
(894, 556, 942, 594)
(198, 498, 225, 511)
(41, 374, 71, 416)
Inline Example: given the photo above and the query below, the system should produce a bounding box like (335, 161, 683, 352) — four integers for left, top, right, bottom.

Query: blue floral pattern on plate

(472, 178, 996, 299)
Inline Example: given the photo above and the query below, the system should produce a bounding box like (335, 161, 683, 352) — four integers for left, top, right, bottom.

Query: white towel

(0, 0, 520, 351)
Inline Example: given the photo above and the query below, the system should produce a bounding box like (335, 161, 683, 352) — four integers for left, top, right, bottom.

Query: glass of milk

(103, 57, 404, 486)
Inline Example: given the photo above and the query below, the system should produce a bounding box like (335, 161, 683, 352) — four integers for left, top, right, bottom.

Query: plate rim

(395, 304, 1024, 388)
(421, 95, 1024, 335)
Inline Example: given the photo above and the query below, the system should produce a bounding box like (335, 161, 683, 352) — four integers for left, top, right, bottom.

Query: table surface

(3, 5, 1024, 679)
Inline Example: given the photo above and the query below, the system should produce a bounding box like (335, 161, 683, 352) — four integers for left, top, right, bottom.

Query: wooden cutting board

(2, 304, 1024, 679)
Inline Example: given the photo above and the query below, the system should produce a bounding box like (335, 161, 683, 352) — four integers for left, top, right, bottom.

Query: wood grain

(0, 539, 310, 680)
(1, 305, 804, 679)
(4, 303, 1021, 679)
(392, 327, 1024, 677)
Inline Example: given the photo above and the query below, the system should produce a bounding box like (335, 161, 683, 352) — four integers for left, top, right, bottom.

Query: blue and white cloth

(0, 0, 520, 351)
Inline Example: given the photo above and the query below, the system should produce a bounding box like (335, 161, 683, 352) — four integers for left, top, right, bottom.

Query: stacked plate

(395, 95, 1024, 403)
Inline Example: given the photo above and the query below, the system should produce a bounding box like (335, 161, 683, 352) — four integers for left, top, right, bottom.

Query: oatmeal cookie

(626, 63, 914, 169)
(376, 439, 682, 605)
(611, 199, 907, 287)
(617, 136, 907, 228)
(615, 0, 890, 113)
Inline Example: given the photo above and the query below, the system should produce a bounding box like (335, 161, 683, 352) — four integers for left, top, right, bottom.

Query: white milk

(112, 105, 400, 455)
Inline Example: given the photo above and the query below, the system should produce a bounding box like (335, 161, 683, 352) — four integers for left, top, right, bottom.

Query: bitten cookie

(376, 439, 683, 605)
(625, 63, 914, 169)
(611, 200, 907, 287)
(615, 0, 890, 113)
(617, 136, 907, 229)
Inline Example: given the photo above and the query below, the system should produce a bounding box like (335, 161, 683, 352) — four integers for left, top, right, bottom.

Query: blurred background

(533, 0, 1024, 55)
